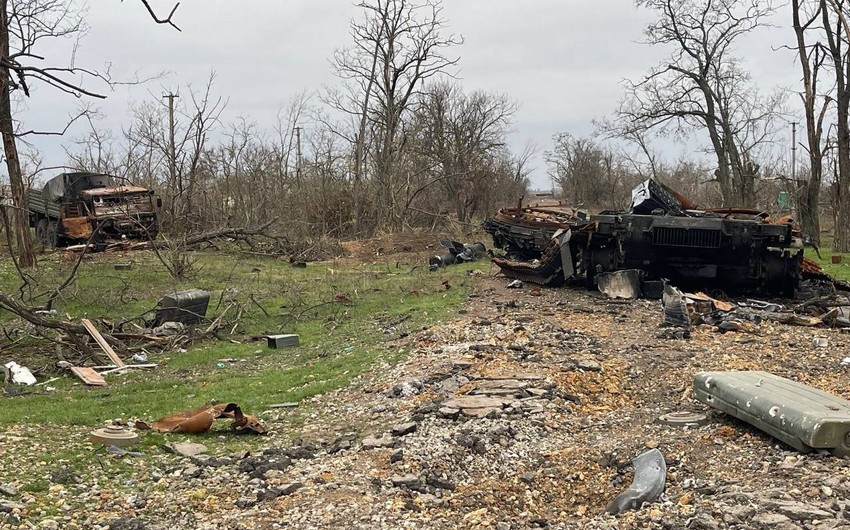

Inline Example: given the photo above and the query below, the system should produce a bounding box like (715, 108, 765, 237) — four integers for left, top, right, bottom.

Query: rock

(520, 472, 536, 484)
(773, 502, 833, 521)
(752, 513, 792, 527)
(280, 483, 302, 496)
(496, 523, 511, 530)
(390, 449, 404, 463)
(0, 485, 17, 497)
(463, 406, 501, 418)
(391, 422, 417, 436)
(426, 475, 456, 490)
(182, 465, 202, 478)
(165, 442, 208, 458)
(687, 513, 720, 530)
(576, 359, 602, 372)
(361, 433, 395, 450)
(40, 520, 60, 530)
(109, 518, 147, 530)
(438, 407, 460, 419)
(391, 474, 420, 488)
(442, 396, 510, 410)
(0, 501, 23, 513)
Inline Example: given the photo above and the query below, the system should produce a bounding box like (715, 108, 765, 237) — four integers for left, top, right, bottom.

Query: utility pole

(791, 121, 798, 182)
(163, 93, 179, 185)
(294, 125, 302, 179)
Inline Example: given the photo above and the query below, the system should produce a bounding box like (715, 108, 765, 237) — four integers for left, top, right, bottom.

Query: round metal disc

(90, 425, 139, 447)
(658, 411, 708, 427)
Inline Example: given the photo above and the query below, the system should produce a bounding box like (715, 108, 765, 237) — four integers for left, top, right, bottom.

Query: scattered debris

(694, 371, 850, 456)
(428, 240, 487, 271)
(506, 280, 523, 289)
(3, 362, 36, 386)
(482, 204, 587, 260)
(658, 411, 708, 427)
(267, 334, 300, 349)
(153, 289, 211, 326)
(597, 270, 643, 300)
(82, 318, 126, 368)
(662, 284, 691, 330)
(135, 403, 267, 435)
(605, 448, 667, 514)
(69, 366, 107, 386)
(89, 426, 139, 447)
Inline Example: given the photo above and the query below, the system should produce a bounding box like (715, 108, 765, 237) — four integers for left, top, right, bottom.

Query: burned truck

(28, 172, 159, 247)
(486, 180, 804, 297)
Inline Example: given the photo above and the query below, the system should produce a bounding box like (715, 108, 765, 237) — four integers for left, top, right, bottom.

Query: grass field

(0, 248, 484, 425)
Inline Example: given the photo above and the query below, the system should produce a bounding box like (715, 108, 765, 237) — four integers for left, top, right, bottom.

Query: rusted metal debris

(483, 205, 587, 261)
(135, 402, 267, 435)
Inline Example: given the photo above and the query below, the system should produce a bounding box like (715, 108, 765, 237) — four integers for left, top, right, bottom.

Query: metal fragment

(605, 448, 667, 514)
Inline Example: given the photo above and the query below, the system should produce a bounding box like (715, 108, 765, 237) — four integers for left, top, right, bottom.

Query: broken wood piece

(70, 366, 107, 386)
(98, 364, 158, 376)
(81, 318, 125, 367)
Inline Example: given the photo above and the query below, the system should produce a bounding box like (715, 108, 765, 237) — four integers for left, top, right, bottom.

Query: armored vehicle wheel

(35, 218, 49, 244)
(46, 220, 59, 248)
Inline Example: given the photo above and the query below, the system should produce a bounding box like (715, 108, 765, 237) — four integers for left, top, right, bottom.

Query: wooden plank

(70, 366, 107, 387)
(81, 318, 125, 367)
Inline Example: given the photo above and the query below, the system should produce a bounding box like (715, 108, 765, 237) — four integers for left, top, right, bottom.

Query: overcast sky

(16, 0, 804, 189)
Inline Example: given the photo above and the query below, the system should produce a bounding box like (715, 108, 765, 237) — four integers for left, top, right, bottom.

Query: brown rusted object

(61, 216, 92, 239)
(833, 255, 843, 264)
(135, 402, 267, 435)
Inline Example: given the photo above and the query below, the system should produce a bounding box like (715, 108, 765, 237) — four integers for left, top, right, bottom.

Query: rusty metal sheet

(61, 217, 92, 239)
(135, 402, 267, 435)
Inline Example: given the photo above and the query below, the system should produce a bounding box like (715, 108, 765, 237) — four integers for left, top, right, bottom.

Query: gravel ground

(3, 274, 850, 529)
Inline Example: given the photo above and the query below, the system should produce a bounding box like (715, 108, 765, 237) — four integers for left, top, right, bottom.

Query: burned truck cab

(81, 186, 159, 240)
(28, 172, 159, 247)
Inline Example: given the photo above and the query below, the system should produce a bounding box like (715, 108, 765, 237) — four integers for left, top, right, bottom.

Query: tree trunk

(835, 92, 850, 252)
(799, 180, 822, 245)
(0, 0, 34, 268)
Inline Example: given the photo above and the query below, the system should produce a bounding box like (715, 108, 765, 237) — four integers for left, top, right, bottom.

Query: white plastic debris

(132, 351, 148, 363)
(841, 357, 850, 367)
(4, 361, 37, 386)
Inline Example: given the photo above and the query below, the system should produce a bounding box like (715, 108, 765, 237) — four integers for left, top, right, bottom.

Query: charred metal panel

(695, 371, 850, 456)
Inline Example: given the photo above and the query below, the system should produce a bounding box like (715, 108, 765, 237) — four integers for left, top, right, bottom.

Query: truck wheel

(46, 220, 59, 248)
(35, 218, 48, 244)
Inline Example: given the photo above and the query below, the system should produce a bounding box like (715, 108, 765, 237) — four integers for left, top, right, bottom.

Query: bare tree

(792, 0, 831, 245)
(332, 0, 462, 229)
(615, 0, 783, 207)
(820, 0, 850, 250)
(413, 83, 517, 223)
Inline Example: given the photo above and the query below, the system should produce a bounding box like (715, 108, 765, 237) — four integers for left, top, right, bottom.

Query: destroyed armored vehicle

(482, 205, 587, 260)
(488, 179, 804, 297)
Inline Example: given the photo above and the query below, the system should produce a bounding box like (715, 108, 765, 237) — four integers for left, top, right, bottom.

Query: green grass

(805, 246, 850, 281)
(0, 248, 483, 425)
